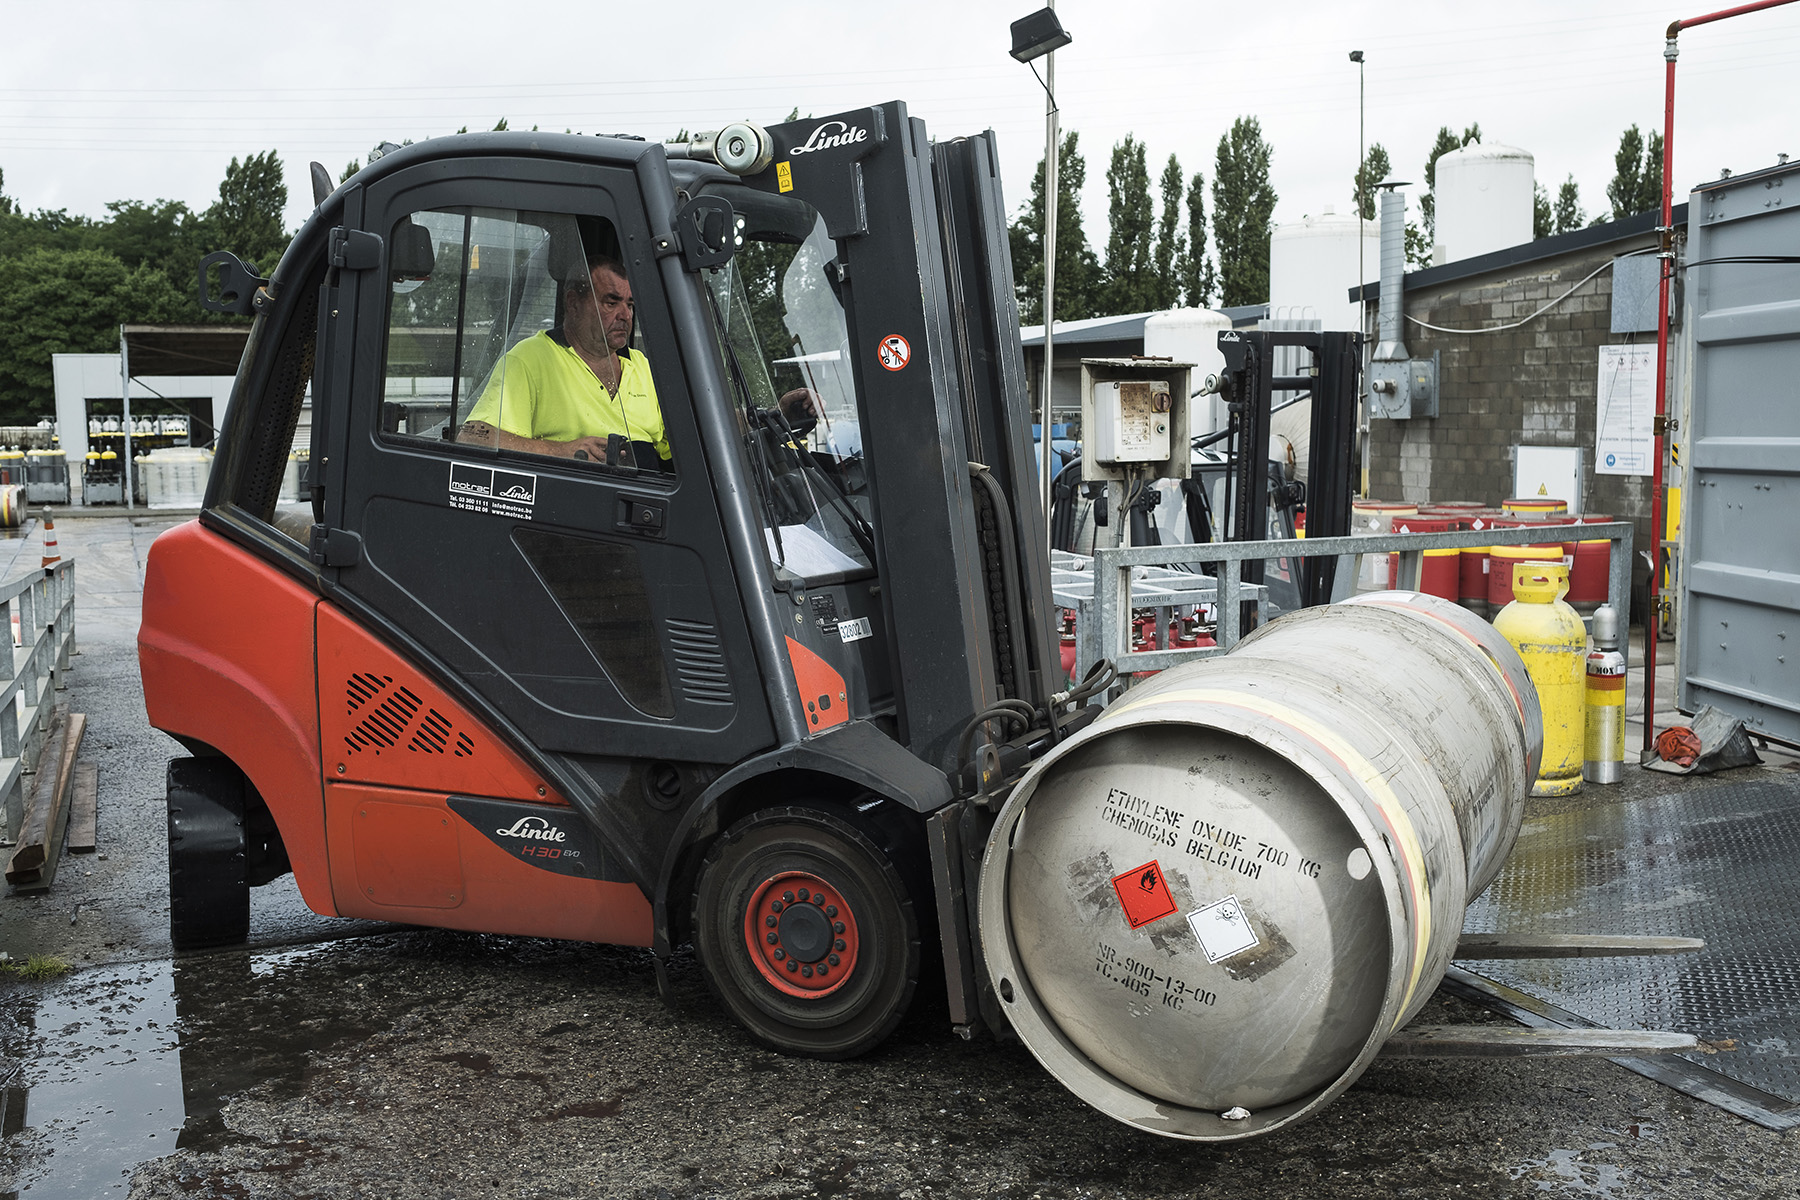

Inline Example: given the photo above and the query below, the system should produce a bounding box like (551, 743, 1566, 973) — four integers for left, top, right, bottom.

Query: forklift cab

(144, 102, 1057, 1061)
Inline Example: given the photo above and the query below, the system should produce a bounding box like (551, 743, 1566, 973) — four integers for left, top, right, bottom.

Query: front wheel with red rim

(692, 806, 919, 1060)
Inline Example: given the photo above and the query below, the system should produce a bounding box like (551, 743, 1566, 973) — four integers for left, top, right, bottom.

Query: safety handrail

(1067, 522, 1633, 686)
(0, 557, 77, 845)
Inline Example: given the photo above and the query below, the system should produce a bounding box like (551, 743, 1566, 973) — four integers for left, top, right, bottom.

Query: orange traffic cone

(40, 511, 59, 568)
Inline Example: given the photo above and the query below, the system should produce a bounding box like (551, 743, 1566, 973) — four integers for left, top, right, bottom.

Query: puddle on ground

(0, 943, 380, 1199)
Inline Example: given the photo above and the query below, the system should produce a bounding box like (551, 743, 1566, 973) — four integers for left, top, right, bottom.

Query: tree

(0, 248, 184, 422)
(1534, 183, 1552, 240)
(202, 151, 289, 274)
(1181, 171, 1217, 308)
(0, 168, 14, 217)
(97, 198, 203, 287)
(1352, 143, 1391, 220)
(1101, 136, 1155, 314)
(1420, 122, 1480, 244)
(1008, 130, 1101, 324)
(1211, 116, 1277, 309)
(1606, 125, 1664, 220)
(1554, 175, 1587, 234)
(1150, 154, 1186, 312)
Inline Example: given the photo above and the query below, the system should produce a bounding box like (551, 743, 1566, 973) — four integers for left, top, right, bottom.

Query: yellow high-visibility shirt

(466, 330, 670, 461)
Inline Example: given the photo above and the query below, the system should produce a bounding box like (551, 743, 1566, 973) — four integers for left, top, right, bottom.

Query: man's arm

(456, 421, 612, 462)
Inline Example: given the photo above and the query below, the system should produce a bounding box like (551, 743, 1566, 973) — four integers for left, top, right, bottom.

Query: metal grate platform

(1458, 773, 1800, 1130)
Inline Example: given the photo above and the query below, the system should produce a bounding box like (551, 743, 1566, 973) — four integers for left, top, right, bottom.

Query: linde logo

(789, 120, 868, 156)
(495, 816, 567, 843)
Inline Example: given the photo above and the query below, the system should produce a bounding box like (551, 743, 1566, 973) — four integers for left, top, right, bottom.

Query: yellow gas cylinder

(1493, 560, 1586, 796)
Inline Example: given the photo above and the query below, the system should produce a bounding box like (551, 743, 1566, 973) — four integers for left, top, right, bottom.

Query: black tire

(691, 806, 919, 1060)
(167, 757, 250, 951)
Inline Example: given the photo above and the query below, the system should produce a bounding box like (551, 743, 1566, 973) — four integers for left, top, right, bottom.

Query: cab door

(315, 155, 774, 773)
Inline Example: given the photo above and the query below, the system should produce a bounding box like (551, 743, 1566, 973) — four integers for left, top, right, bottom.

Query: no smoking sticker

(1111, 859, 1178, 929)
(877, 334, 911, 371)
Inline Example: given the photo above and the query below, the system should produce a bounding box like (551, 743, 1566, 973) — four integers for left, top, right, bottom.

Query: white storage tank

(1143, 309, 1232, 439)
(1269, 206, 1380, 335)
(1433, 143, 1535, 265)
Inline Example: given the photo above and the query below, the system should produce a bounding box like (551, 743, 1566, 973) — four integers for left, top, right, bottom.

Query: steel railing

(0, 556, 76, 845)
(1057, 522, 1634, 686)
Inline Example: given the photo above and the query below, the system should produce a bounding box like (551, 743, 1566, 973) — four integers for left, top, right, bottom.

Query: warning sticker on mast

(1110, 859, 1178, 929)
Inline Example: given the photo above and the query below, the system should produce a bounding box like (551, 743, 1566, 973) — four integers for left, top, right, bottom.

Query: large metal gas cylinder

(979, 592, 1541, 1142)
(1493, 560, 1586, 797)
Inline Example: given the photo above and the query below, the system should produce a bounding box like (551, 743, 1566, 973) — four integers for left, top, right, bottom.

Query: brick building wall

(1362, 213, 1678, 556)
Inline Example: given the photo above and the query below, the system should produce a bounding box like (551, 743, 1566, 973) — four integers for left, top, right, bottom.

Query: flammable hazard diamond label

(1111, 859, 1178, 929)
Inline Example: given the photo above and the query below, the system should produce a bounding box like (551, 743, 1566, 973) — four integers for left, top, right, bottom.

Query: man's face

(570, 265, 635, 355)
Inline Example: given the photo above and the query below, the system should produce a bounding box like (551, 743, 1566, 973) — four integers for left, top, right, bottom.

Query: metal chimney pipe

(1375, 187, 1408, 362)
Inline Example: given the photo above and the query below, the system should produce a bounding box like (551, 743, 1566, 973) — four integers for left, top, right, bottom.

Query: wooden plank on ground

(67, 762, 96, 854)
(4, 710, 85, 889)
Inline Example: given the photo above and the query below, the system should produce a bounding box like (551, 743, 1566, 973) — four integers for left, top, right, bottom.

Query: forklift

(142, 102, 1100, 1061)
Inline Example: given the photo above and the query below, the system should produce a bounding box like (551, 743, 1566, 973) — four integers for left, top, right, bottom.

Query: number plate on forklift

(837, 616, 872, 643)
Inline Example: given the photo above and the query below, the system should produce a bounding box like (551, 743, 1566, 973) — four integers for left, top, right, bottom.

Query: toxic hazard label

(1189, 894, 1260, 963)
(1111, 859, 1178, 929)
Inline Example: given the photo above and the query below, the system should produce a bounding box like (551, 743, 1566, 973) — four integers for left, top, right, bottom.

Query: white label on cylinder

(1188, 895, 1260, 963)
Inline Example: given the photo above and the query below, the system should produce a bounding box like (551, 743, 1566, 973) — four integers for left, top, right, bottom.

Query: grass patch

(0, 954, 71, 981)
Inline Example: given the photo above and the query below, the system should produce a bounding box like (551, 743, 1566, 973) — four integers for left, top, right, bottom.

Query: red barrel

(1562, 515, 1613, 616)
(1457, 512, 1511, 618)
(1386, 517, 1459, 598)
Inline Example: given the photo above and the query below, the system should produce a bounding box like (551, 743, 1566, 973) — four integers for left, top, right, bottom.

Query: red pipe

(1643, 0, 1800, 751)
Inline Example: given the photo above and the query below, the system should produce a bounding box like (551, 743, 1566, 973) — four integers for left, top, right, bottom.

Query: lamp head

(1349, 50, 1364, 63)
(1011, 8, 1072, 63)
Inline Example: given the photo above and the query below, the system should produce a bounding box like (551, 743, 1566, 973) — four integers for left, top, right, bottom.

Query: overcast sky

(4, 1, 1797, 265)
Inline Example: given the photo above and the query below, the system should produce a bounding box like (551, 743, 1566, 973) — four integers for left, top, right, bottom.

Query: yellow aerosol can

(1494, 560, 1586, 796)
(1583, 604, 1626, 783)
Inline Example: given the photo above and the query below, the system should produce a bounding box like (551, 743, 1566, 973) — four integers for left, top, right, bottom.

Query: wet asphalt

(3, 515, 1800, 1200)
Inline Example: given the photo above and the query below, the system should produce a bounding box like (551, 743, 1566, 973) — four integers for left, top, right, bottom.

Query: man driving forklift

(457, 254, 672, 468)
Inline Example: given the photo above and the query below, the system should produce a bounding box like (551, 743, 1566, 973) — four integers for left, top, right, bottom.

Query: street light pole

(1039, 23, 1059, 549)
(1350, 49, 1368, 497)
(1011, 5, 1072, 559)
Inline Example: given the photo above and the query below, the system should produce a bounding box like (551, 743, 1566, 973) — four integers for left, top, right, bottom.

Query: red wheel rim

(743, 870, 860, 998)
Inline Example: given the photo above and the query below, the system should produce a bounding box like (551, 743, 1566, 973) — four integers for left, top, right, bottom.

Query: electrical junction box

(1093, 380, 1171, 462)
(1078, 359, 1192, 481)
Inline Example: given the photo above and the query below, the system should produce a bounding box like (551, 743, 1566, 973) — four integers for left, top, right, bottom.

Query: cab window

(379, 208, 672, 475)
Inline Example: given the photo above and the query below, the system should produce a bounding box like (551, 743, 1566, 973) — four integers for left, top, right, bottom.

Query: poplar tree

(1352, 144, 1391, 220)
(1101, 136, 1155, 314)
(1554, 176, 1587, 234)
(1211, 117, 1277, 309)
(1008, 130, 1101, 324)
(1150, 153, 1186, 311)
(1182, 170, 1217, 309)
(1607, 125, 1664, 220)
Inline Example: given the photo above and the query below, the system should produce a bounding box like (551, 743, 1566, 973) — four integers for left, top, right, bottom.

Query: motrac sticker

(877, 334, 911, 372)
(1111, 859, 1178, 929)
(449, 462, 536, 520)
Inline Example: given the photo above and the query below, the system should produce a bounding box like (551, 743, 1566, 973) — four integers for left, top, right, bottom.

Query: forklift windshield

(699, 190, 874, 583)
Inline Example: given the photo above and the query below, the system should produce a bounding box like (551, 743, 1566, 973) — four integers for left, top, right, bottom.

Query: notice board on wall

(1595, 344, 1656, 475)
